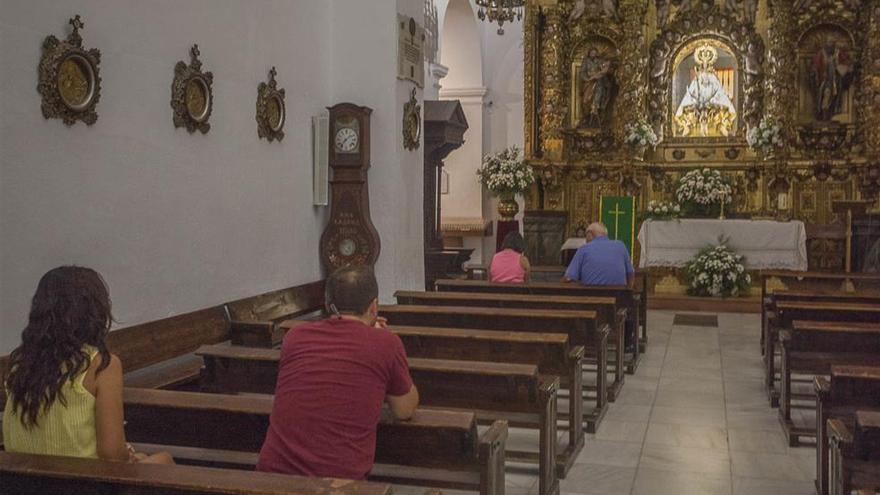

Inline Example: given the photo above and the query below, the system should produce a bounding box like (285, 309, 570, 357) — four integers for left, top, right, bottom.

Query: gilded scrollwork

(38, 15, 101, 126)
(647, 3, 764, 140)
(523, 0, 876, 226)
(256, 67, 286, 142)
(171, 44, 213, 134)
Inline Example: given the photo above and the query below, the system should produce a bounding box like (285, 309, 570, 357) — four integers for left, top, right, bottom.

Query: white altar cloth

(637, 219, 808, 271)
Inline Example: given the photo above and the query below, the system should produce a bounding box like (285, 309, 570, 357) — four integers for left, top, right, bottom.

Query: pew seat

(123, 353, 204, 390)
(766, 300, 880, 407)
(828, 411, 880, 495)
(0, 451, 396, 495)
(779, 321, 880, 446)
(815, 365, 880, 495)
(122, 388, 507, 495)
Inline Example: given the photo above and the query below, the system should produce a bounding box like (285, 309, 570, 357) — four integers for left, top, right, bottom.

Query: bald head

(325, 265, 379, 316)
(587, 222, 608, 238)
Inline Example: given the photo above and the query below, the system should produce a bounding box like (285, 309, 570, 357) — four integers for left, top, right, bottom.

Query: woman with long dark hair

(489, 232, 531, 283)
(3, 266, 171, 463)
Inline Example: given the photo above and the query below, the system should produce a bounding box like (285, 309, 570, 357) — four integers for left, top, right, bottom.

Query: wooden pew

(122, 388, 507, 495)
(0, 451, 396, 495)
(815, 365, 880, 495)
(760, 270, 880, 350)
(193, 344, 559, 495)
(828, 411, 880, 495)
(223, 281, 325, 347)
(379, 303, 620, 402)
(394, 290, 637, 374)
(454, 270, 650, 352)
(779, 320, 880, 445)
(385, 324, 597, 434)
(762, 290, 880, 357)
(107, 306, 228, 390)
(434, 278, 643, 365)
(766, 300, 880, 407)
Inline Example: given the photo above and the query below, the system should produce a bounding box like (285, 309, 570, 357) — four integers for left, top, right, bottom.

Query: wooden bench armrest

(814, 376, 831, 399)
(569, 345, 586, 362)
(478, 419, 508, 448)
(828, 418, 854, 445)
(778, 329, 792, 343)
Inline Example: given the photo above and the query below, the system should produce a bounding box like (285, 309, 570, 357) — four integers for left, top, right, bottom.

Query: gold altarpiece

(523, 0, 880, 273)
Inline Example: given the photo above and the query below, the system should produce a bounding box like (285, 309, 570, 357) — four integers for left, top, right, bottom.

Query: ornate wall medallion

(171, 45, 213, 134)
(403, 88, 421, 150)
(256, 67, 286, 142)
(38, 15, 101, 126)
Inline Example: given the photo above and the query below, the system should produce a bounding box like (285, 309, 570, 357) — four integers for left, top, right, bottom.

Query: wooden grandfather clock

(319, 103, 381, 272)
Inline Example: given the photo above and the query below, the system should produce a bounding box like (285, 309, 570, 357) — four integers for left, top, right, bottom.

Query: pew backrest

(107, 307, 228, 373)
(0, 451, 393, 495)
(855, 410, 880, 461)
(788, 321, 880, 353)
(225, 281, 325, 323)
(122, 387, 488, 470)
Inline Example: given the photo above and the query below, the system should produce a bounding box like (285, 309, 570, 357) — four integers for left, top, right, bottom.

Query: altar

(637, 219, 808, 271)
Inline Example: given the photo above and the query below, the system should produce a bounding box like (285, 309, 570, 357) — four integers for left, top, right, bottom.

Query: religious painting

(797, 25, 855, 124)
(569, 40, 618, 130)
(670, 40, 739, 138)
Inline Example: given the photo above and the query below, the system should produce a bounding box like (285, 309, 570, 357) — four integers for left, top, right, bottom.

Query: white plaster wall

(0, 0, 425, 353)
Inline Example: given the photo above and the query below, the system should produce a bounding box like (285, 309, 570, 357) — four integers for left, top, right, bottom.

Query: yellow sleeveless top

(3, 347, 99, 458)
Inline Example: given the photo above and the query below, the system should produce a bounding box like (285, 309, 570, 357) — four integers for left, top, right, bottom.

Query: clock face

(339, 238, 357, 257)
(335, 127, 359, 153)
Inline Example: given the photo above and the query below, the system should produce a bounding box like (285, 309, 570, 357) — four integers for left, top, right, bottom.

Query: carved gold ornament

(38, 15, 101, 126)
(256, 67, 286, 142)
(171, 44, 213, 134)
(403, 87, 421, 151)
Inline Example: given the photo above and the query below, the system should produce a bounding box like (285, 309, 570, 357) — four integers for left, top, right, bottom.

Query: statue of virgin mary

(674, 45, 737, 137)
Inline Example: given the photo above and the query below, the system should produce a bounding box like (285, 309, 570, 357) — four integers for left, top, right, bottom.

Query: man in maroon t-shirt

(256, 266, 419, 480)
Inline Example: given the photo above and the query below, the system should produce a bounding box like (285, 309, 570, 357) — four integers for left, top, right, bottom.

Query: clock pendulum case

(319, 103, 381, 272)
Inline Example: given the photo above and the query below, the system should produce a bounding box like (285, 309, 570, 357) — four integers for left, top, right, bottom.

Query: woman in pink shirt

(489, 232, 531, 283)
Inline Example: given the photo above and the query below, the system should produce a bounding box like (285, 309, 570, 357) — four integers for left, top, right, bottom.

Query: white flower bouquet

(645, 200, 680, 220)
(624, 120, 659, 149)
(675, 168, 733, 217)
(746, 117, 783, 155)
(684, 239, 751, 298)
(476, 146, 535, 196)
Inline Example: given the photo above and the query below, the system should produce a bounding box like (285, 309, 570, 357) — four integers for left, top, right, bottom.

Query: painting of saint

(674, 44, 737, 137)
(578, 48, 614, 128)
(810, 41, 853, 122)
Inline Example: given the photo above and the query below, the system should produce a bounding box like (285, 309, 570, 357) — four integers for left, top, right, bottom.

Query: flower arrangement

(746, 117, 783, 155)
(476, 146, 535, 196)
(675, 168, 733, 217)
(624, 120, 659, 150)
(645, 200, 680, 220)
(684, 239, 751, 298)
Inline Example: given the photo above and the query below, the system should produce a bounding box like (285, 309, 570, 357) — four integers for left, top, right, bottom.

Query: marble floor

(395, 310, 820, 495)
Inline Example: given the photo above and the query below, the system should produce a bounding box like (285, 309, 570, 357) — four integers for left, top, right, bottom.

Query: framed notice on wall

(397, 14, 425, 88)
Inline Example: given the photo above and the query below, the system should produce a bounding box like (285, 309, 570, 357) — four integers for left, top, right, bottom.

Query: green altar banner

(599, 196, 636, 258)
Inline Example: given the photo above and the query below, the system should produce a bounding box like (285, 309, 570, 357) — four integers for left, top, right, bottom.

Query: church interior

(2, 0, 880, 494)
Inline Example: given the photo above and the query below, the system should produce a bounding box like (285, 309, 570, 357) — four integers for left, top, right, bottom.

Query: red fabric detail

(256, 318, 413, 480)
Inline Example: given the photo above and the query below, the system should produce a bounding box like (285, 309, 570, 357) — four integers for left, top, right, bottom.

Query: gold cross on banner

(608, 203, 626, 238)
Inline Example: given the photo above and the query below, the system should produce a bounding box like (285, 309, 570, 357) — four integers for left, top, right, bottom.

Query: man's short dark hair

(325, 265, 379, 315)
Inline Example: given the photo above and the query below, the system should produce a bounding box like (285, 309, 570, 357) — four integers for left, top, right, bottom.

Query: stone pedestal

(523, 210, 568, 266)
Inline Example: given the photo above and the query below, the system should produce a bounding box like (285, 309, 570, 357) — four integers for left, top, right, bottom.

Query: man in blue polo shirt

(563, 222, 634, 287)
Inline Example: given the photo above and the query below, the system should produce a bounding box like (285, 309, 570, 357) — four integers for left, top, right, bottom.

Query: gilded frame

(38, 15, 101, 126)
(256, 67, 286, 142)
(171, 44, 213, 134)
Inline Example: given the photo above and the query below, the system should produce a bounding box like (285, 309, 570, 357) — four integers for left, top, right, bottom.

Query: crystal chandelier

(475, 0, 525, 35)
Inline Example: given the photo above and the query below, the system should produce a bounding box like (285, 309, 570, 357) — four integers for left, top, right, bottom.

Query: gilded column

(538, 6, 567, 161)
(859, 1, 880, 155)
(616, 0, 648, 141)
(764, 0, 797, 137)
